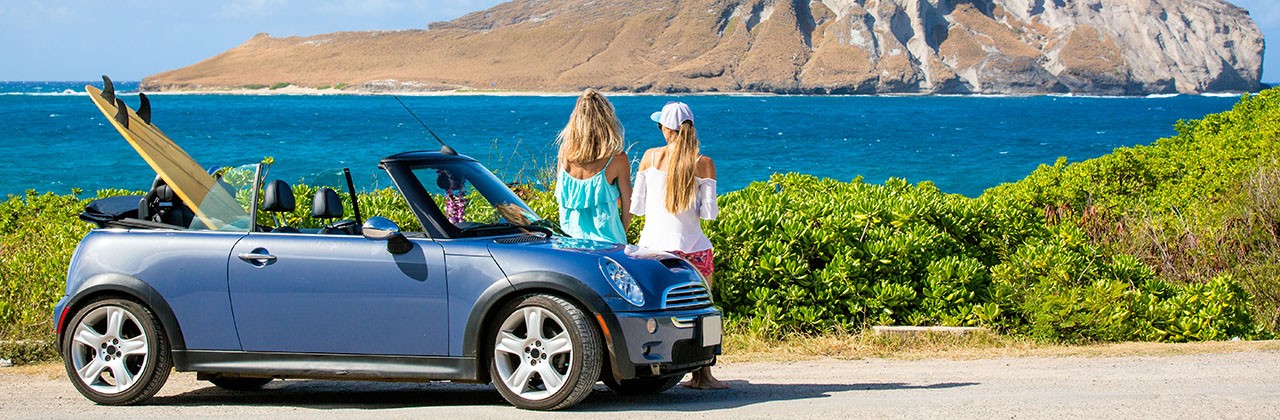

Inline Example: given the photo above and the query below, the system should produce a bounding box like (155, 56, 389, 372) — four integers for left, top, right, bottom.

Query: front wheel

(61, 298, 172, 405)
(489, 294, 602, 410)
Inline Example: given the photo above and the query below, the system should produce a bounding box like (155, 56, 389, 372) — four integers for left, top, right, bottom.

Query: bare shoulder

(696, 155, 716, 179)
(638, 148, 657, 171)
(610, 151, 631, 173)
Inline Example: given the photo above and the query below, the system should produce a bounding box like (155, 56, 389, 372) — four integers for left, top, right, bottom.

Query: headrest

(263, 180, 295, 212)
(149, 175, 166, 191)
(312, 188, 343, 219)
(155, 184, 177, 202)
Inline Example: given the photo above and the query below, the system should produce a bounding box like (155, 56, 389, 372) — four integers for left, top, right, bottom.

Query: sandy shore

(145, 85, 577, 96)
(138, 85, 1251, 98)
(141, 85, 784, 97)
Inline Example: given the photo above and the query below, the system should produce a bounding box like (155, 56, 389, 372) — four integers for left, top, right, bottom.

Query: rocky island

(143, 0, 1264, 95)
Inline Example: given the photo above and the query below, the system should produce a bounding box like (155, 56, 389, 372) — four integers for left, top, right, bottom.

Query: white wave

(1048, 93, 1128, 99)
(1200, 92, 1252, 98)
(1145, 93, 1179, 99)
(0, 91, 90, 96)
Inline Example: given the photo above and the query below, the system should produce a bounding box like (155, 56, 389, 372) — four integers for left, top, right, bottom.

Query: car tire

(489, 294, 602, 410)
(602, 374, 682, 395)
(208, 377, 274, 391)
(61, 297, 172, 405)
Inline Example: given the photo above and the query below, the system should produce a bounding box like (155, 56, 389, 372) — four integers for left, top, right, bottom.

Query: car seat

(312, 188, 360, 235)
(138, 176, 195, 228)
(262, 180, 300, 233)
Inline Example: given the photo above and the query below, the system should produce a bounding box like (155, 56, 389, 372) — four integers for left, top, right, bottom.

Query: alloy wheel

(493, 306, 575, 400)
(69, 305, 150, 394)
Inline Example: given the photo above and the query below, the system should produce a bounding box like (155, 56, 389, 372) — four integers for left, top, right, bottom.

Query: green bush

(0, 191, 93, 346)
(701, 172, 1257, 342)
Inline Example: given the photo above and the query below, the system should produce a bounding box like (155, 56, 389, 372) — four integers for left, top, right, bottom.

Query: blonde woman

(630, 101, 728, 389)
(555, 89, 631, 244)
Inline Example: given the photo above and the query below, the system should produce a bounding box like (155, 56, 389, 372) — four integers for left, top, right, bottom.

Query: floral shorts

(670, 248, 714, 278)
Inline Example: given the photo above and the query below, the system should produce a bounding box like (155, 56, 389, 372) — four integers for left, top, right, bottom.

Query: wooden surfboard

(86, 83, 247, 229)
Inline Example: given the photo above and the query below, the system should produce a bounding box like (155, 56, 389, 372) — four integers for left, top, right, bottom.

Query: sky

(0, 0, 1277, 82)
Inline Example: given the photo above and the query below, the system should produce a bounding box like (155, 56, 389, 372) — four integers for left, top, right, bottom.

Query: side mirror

(362, 216, 412, 254)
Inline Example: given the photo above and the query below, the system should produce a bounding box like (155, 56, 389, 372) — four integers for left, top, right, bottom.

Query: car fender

(58, 273, 187, 353)
(461, 270, 613, 360)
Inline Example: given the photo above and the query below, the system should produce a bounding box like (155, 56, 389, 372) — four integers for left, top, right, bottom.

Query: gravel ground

(3, 351, 1278, 419)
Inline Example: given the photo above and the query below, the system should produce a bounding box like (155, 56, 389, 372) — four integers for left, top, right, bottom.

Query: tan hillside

(143, 0, 1264, 95)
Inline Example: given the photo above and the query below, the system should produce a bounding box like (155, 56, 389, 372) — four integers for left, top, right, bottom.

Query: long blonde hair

(664, 121, 699, 213)
(556, 89, 623, 164)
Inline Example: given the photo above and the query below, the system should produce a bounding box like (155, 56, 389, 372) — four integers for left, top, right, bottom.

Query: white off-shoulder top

(629, 166, 719, 253)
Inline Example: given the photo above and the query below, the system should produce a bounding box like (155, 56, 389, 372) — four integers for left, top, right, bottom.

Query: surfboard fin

(100, 75, 116, 104)
(138, 93, 152, 125)
(113, 98, 130, 129)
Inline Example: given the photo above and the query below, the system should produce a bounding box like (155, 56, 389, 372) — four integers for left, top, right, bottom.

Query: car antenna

(393, 95, 457, 155)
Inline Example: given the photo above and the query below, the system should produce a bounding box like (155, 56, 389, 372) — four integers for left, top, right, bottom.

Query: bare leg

(682, 272, 729, 390)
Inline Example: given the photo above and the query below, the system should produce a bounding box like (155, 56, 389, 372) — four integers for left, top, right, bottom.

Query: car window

(411, 164, 543, 231)
(250, 166, 425, 234)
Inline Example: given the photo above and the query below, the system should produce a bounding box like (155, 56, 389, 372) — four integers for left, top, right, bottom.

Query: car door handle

(238, 253, 277, 263)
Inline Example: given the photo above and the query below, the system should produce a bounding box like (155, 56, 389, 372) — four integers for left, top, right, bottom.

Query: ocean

(0, 81, 1244, 198)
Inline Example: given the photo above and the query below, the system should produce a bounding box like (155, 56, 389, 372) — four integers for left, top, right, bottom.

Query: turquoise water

(0, 81, 1244, 197)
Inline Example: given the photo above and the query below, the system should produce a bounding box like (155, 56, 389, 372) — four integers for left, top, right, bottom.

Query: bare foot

(681, 368, 729, 389)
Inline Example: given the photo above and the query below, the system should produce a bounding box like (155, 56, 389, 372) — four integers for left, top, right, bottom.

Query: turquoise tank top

(555, 156, 627, 244)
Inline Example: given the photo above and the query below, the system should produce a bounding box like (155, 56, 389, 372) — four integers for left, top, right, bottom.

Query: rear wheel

(603, 374, 682, 395)
(489, 294, 602, 410)
(208, 377, 274, 391)
(61, 298, 172, 405)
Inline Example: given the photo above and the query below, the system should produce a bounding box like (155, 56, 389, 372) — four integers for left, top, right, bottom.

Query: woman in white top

(630, 101, 727, 390)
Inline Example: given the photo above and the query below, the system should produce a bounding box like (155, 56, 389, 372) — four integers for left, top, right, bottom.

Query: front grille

(662, 282, 712, 310)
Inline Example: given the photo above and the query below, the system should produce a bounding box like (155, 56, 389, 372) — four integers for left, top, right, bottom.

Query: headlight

(600, 257, 645, 307)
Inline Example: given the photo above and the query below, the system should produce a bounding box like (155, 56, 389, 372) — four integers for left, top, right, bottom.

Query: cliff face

(143, 0, 1264, 95)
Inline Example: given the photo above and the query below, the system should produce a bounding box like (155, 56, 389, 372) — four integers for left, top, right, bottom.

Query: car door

(227, 233, 449, 356)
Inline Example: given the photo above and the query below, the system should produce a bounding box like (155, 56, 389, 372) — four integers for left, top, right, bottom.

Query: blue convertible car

(54, 148, 722, 410)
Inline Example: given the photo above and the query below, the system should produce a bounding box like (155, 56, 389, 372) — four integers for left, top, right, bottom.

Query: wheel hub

(524, 340, 549, 365)
(103, 339, 118, 357)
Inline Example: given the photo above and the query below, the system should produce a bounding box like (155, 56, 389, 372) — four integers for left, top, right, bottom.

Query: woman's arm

(612, 151, 633, 229)
(696, 156, 718, 220)
(629, 149, 650, 217)
(696, 155, 716, 180)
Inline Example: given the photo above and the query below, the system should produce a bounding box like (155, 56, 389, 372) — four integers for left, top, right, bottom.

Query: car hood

(484, 235, 709, 312)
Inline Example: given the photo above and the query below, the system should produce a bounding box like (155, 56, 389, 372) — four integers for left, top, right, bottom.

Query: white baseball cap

(650, 101, 694, 131)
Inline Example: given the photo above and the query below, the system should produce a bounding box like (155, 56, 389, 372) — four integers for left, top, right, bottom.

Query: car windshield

(183, 164, 258, 231)
(409, 161, 555, 235)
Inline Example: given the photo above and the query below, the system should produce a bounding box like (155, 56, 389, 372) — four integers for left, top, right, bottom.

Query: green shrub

(0, 191, 92, 344)
(269, 82, 291, 90)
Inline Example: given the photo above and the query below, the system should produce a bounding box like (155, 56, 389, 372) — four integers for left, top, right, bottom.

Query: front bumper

(599, 307, 722, 381)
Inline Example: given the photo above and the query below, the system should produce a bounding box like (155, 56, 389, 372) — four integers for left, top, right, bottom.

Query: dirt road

(3, 351, 1278, 419)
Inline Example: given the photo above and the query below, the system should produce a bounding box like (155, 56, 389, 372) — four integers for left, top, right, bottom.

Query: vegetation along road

(3, 343, 1277, 419)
